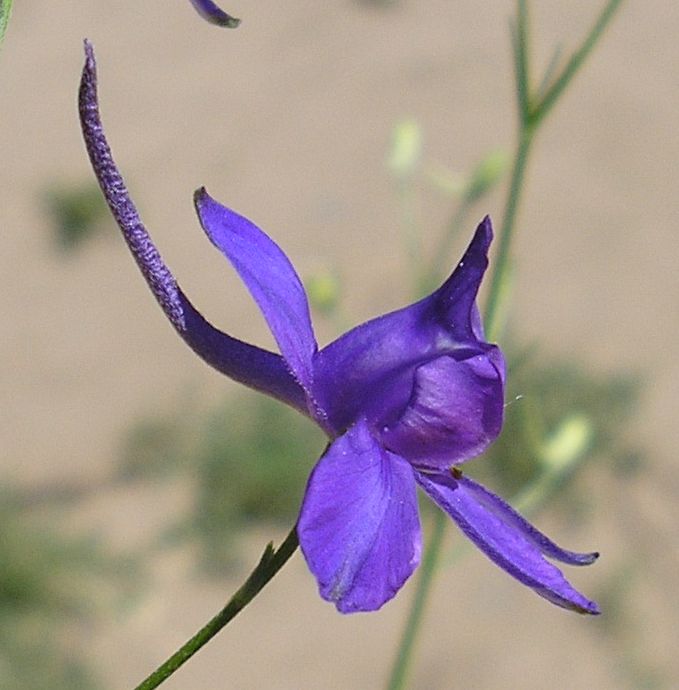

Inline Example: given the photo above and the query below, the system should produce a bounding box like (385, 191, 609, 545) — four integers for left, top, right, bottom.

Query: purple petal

(452, 474, 599, 566)
(435, 216, 493, 342)
(78, 42, 306, 412)
(381, 352, 504, 470)
(189, 0, 241, 27)
(314, 298, 439, 433)
(298, 420, 421, 613)
(314, 218, 498, 435)
(194, 190, 318, 400)
(417, 470, 600, 614)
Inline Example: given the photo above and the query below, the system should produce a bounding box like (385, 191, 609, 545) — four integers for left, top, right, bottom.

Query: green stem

(487, 0, 623, 340)
(534, 0, 624, 126)
(385, 510, 447, 690)
(511, 0, 531, 123)
(484, 126, 534, 340)
(133, 527, 299, 690)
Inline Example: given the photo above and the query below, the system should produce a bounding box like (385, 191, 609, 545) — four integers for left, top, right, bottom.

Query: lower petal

(454, 474, 599, 566)
(298, 420, 421, 613)
(416, 470, 599, 614)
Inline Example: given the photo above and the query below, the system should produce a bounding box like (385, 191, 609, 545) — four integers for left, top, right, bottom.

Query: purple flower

(189, 0, 240, 28)
(79, 42, 599, 615)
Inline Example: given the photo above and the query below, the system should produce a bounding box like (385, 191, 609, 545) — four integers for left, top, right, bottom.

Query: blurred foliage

(462, 150, 509, 204)
(387, 119, 508, 205)
(118, 414, 188, 482)
(120, 395, 324, 571)
(479, 345, 642, 497)
(594, 564, 666, 690)
(0, 0, 11, 46)
(190, 397, 324, 570)
(44, 181, 108, 252)
(386, 120, 509, 294)
(0, 493, 140, 690)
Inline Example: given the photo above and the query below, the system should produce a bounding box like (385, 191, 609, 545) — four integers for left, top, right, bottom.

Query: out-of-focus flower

(388, 119, 422, 179)
(78, 42, 599, 615)
(189, 0, 240, 28)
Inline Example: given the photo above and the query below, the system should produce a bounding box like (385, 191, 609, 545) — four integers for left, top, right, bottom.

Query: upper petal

(313, 218, 498, 434)
(381, 352, 504, 470)
(188, 0, 241, 27)
(313, 298, 439, 433)
(417, 470, 599, 614)
(298, 419, 421, 613)
(78, 42, 306, 413)
(433, 215, 493, 342)
(194, 189, 318, 399)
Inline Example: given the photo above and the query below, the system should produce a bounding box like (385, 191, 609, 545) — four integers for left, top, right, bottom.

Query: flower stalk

(385, 509, 447, 690)
(133, 527, 299, 690)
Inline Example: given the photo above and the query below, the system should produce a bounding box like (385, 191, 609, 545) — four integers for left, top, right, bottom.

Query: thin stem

(512, 0, 531, 124)
(488, 0, 625, 338)
(533, 0, 624, 126)
(133, 527, 299, 690)
(535, 44, 564, 103)
(385, 510, 447, 690)
(484, 127, 534, 340)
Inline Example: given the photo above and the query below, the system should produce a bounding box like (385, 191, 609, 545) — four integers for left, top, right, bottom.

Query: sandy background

(1, 1, 678, 688)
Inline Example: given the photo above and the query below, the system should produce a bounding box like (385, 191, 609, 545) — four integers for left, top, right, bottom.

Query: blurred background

(0, 1, 677, 688)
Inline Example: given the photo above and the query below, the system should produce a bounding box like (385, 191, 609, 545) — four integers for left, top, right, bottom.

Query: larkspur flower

(78, 42, 599, 615)
(189, 0, 240, 28)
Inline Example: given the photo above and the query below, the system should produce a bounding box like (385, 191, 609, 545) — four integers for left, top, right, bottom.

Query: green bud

(540, 413, 593, 472)
(387, 119, 422, 179)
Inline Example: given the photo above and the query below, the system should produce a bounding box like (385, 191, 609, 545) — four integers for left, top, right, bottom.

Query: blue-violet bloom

(79, 42, 599, 615)
(189, 0, 240, 28)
